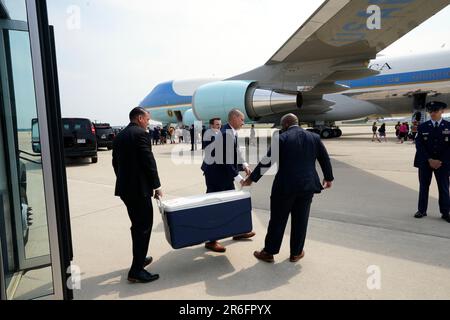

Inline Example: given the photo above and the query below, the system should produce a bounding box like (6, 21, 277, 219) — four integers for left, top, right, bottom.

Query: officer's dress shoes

(128, 270, 159, 283)
(414, 211, 427, 219)
(442, 215, 450, 223)
(253, 250, 274, 263)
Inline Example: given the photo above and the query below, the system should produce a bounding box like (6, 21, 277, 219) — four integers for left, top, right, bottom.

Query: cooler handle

(156, 198, 164, 215)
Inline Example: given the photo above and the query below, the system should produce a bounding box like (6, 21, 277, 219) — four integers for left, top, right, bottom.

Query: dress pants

(204, 174, 235, 242)
(205, 174, 235, 193)
(121, 195, 154, 273)
(264, 192, 314, 256)
(418, 166, 450, 216)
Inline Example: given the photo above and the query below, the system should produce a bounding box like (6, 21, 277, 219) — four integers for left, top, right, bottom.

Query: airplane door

(174, 111, 183, 124)
(0, 0, 72, 300)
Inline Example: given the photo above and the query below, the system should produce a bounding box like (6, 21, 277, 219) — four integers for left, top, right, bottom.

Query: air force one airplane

(139, 0, 450, 139)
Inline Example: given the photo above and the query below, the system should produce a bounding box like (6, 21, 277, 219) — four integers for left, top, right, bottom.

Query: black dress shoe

(414, 211, 427, 218)
(144, 256, 153, 268)
(128, 270, 159, 283)
(442, 215, 450, 223)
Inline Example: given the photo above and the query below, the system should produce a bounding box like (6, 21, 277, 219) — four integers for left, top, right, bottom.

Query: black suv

(94, 123, 115, 150)
(32, 118, 98, 163)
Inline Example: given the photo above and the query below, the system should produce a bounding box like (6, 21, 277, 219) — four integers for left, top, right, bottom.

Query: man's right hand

(323, 180, 333, 189)
(241, 178, 253, 187)
(244, 166, 252, 177)
(429, 159, 442, 170)
(154, 189, 163, 199)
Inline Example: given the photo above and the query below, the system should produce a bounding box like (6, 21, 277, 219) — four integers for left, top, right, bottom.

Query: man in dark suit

(201, 110, 255, 252)
(113, 107, 162, 283)
(414, 101, 450, 223)
(190, 124, 197, 151)
(201, 118, 222, 151)
(242, 114, 334, 263)
(201, 125, 207, 150)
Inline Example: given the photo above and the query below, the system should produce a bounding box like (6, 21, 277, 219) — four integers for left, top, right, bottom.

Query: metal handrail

(19, 150, 41, 158)
(19, 150, 42, 165)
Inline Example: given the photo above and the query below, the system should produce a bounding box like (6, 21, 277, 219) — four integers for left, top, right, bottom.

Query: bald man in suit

(243, 114, 334, 263)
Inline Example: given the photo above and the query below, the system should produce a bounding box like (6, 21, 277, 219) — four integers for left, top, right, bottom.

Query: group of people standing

(112, 107, 334, 283)
(149, 126, 175, 145)
(395, 121, 419, 144)
(372, 122, 387, 142)
(110, 101, 449, 285)
(371, 120, 421, 144)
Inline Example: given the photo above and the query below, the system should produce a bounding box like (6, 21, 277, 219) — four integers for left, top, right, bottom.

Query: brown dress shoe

(233, 231, 256, 240)
(253, 250, 274, 263)
(290, 251, 305, 262)
(205, 241, 226, 253)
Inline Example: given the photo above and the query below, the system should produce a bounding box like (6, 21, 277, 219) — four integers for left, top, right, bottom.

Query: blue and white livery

(139, 0, 450, 138)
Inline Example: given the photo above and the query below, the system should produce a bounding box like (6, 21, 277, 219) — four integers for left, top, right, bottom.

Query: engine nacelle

(192, 81, 302, 122)
(182, 108, 197, 127)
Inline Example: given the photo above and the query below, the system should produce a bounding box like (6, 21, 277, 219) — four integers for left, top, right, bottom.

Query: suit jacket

(112, 123, 161, 198)
(414, 119, 450, 169)
(250, 126, 334, 195)
(201, 129, 219, 173)
(201, 124, 245, 185)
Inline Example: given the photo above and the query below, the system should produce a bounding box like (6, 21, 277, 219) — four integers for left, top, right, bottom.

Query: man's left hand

(244, 167, 252, 177)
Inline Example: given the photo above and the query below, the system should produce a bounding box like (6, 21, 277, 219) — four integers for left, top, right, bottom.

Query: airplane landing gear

(307, 122, 342, 139)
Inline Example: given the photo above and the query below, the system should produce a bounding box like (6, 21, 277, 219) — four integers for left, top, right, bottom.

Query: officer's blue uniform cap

(426, 101, 448, 112)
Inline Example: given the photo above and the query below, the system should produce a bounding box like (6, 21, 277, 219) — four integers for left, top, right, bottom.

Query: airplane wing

(269, 0, 449, 64)
(233, 0, 450, 96)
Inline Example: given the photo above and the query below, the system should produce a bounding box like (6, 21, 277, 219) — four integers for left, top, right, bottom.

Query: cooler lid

(162, 190, 251, 212)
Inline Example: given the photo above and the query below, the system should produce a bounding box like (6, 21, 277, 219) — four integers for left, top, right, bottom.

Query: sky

(45, 0, 450, 126)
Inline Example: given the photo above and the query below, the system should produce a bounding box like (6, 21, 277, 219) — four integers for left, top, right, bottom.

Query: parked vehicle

(94, 123, 115, 150)
(32, 118, 98, 163)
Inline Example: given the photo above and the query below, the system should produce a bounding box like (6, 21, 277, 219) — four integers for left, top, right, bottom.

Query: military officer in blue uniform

(414, 101, 450, 223)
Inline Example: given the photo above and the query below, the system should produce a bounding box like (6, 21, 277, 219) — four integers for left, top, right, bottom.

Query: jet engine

(192, 81, 303, 122)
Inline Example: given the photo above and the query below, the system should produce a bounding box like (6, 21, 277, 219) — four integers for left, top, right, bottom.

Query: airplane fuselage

(141, 50, 450, 125)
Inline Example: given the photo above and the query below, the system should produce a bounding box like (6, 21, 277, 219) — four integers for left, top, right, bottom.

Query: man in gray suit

(242, 114, 334, 263)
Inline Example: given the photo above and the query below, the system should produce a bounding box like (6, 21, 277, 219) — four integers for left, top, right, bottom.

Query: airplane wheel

(320, 129, 333, 139)
(334, 129, 343, 138)
(307, 128, 321, 135)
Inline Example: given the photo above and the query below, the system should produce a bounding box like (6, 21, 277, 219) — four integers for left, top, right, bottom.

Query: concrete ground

(66, 126, 450, 300)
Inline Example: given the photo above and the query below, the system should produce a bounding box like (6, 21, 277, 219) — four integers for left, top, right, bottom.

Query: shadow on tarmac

(250, 158, 450, 269)
(75, 154, 450, 299)
(79, 244, 301, 299)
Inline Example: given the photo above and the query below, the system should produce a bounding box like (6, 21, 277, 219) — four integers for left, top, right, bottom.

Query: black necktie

(435, 122, 439, 129)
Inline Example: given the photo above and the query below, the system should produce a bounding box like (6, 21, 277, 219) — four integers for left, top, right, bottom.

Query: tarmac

(66, 126, 450, 300)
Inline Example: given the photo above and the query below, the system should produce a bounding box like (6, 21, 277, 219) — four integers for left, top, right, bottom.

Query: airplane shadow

(250, 158, 450, 269)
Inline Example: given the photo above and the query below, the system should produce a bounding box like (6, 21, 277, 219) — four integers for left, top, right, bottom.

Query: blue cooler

(159, 190, 253, 249)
